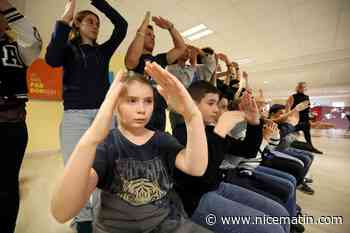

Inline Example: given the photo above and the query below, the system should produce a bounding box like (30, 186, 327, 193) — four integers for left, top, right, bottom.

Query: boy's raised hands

(239, 91, 260, 125)
(145, 62, 200, 122)
(138, 11, 151, 33)
(214, 111, 246, 138)
(152, 16, 173, 30)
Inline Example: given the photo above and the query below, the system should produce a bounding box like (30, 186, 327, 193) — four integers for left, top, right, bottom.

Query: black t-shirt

(92, 128, 208, 232)
(131, 53, 169, 131)
(292, 93, 310, 122)
(132, 53, 168, 75)
(93, 128, 184, 205)
(216, 79, 242, 101)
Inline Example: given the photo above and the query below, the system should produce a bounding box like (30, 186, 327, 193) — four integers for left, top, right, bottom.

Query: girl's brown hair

(69, 10, 99, 45)
(119, 72, 154, 97)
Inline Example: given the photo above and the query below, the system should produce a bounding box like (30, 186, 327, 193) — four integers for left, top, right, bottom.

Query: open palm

(145, 62, 198, 121)
(239, 91, 260, 125)
(61, 0, 76, 23)
(152, 16, 172, 30)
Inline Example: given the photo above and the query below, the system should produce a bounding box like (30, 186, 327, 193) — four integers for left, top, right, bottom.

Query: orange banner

(26, 58, 63, 100)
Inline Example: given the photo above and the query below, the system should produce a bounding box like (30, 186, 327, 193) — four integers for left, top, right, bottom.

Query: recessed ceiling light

(187, 29, 213, 41)
(181, 24, 207, 37)
(263, 81, 269, 84)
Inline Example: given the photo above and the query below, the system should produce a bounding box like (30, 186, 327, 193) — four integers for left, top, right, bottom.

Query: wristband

(168, 23, 174, 31)
(136, 31, 145, 37)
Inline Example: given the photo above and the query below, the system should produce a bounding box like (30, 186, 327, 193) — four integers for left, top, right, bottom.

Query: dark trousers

(224, 168, 296, 216)
(0, 122, 28, 233)
(294, 121, 312, 145)
(277, 147, 314, 181)
(261, 153, 305, 185)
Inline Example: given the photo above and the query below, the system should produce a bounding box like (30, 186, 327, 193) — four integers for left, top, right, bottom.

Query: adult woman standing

(45, 0, 128, 232)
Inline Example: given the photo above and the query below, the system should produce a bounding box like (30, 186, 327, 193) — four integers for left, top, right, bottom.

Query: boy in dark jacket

(172, 81, 290, 233)
(173, 81, 263, 215)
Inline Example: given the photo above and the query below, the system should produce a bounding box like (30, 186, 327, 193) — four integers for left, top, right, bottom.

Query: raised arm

(125, 12, 150, 70)
(45, 0, 75, 67)
(215, 91, 262, 157)
(271, 100, 309, 123)
(285, 95, 294, 112)
(233, 70, 246, 100)
(242, 71, 249, 89)
(152, 16, 186, 65)
(188, 45, 202, 67)
(51, 72, 125, 223)
(215, 54, 233, 82)
(261, 120, 280, 149)
(0, 0, 42, 65)
(92, 0, 128, 58)
(145, 62, 208, 176)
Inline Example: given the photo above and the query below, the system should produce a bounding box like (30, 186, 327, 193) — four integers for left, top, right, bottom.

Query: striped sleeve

(3, 7, 42, 65)
(258, 139, 269, 155)
(3, 7, 24, 23)
(267, 135, 281, 149)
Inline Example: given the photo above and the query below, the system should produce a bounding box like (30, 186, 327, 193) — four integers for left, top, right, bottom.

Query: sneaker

(298, 183, 315, 195)
(304, 177, 313, 184)
(77, 221, 92, 233)
(296, 204, 302, 214)
(291, 223, 305, 233)
(310, 147, 323, 154)
(296, 204, 303, 218)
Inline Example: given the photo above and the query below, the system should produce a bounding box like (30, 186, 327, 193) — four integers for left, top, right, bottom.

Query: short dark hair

(188, 81, 221, 103)
(219, 93, 229, 101)
(197, 47, 215, 64)
(201, 47, 215, 55)
(269, 104, 285, 117)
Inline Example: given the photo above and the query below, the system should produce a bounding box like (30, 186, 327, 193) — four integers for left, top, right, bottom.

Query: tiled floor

(296, 135, 350, 233)
(15, 131, 350, 233)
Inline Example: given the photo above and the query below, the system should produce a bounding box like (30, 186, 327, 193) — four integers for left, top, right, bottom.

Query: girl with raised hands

(51, 63, 212, 233)
(45, 0, 128, 231)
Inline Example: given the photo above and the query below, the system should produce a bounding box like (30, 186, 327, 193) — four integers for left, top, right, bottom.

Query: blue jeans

(277, 147, 314, 181)
(60, 110, 115, 225)
(192, 182, 289, 233)
(255, 166, 297, 188)
(262, 149, 305, 185)
(255, 166, 297, 217)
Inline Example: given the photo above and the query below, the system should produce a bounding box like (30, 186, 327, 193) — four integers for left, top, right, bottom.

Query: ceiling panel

(291, 0, 341, 54)
(335, 1, 350, 49)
